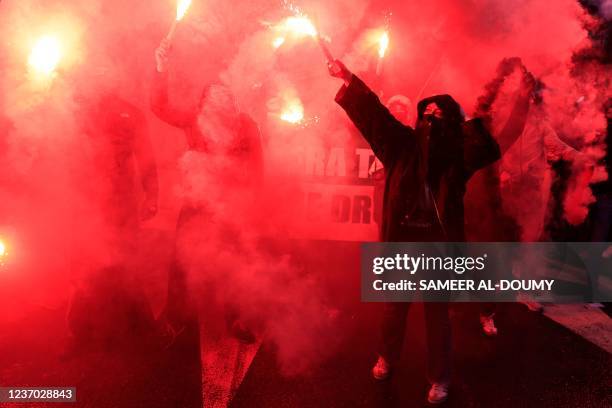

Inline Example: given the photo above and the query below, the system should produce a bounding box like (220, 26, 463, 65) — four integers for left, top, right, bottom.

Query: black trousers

(166, 205, 202, 328)
(379, 227, 452, 384)
(479, 302, 496, 317)
(379, 302, 451, 384)
(166, 204, 243, 329)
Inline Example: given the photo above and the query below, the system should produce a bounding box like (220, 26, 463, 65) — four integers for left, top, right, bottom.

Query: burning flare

(378, 31, 389, 59)
(0, 238, 7, 265)
(28, 36, 62, 75)
(280, 99, 305, 124)
(272, 14, 333, 61)
(176, 0, 192, 21)
(279, 16, 318, 38)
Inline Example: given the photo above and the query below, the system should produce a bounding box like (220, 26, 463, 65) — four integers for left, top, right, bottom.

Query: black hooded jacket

(336, 76, 500, 242)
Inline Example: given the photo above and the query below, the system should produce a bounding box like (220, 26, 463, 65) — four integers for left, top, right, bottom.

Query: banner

(287, 143, 384, 242)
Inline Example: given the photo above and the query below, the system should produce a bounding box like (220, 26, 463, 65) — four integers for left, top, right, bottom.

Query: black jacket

(336, 76, 500, 242)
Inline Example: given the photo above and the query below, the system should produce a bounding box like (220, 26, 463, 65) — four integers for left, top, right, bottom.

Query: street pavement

(231, 302, 611, 408)
(0, 240, 610, 408)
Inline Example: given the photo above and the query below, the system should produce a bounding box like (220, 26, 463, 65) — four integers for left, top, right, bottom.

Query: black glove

(328, 59, 353, 84)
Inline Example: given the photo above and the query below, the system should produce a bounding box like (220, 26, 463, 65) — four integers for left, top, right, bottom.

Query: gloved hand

(328, 59, 353, 85)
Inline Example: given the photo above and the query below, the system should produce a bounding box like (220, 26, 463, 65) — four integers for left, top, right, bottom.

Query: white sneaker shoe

(523, 300, 543, 312)
(427, 382, 449, 405)
(480, 314, 498, 336)
(371, 356, 391, 380)
(517, 293, 543, 312)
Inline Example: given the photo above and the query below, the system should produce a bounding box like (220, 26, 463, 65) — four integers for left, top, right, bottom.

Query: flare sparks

(176, 0, 192, 21)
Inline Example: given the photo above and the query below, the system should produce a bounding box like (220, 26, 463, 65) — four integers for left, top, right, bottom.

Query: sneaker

(523, 300, 543, 313)
(480, 313, 498, 336)
(586, 303, 603, 309)
(517, 293, 543, 312)
(372, 356, 391, 380)
(427, 382, 449, 405)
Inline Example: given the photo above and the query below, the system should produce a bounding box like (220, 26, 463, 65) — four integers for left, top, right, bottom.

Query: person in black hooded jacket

(328, 59, 500, 404)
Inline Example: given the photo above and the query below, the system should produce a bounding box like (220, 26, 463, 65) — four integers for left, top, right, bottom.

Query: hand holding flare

(328, 59, 352, 86)
(158, 0, 192, 72)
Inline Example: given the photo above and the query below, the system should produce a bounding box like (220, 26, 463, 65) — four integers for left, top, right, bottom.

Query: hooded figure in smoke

(331, 64, 499, 242)
(329, 59, 500, 404)
(63, 58, 160, 356)
(151, 38, 263, 342)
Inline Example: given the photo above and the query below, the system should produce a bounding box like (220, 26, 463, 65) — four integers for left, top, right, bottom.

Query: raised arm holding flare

(328, 59, 500, 405)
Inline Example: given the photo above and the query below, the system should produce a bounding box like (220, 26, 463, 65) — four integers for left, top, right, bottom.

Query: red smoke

(0, 0, 609, 373)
